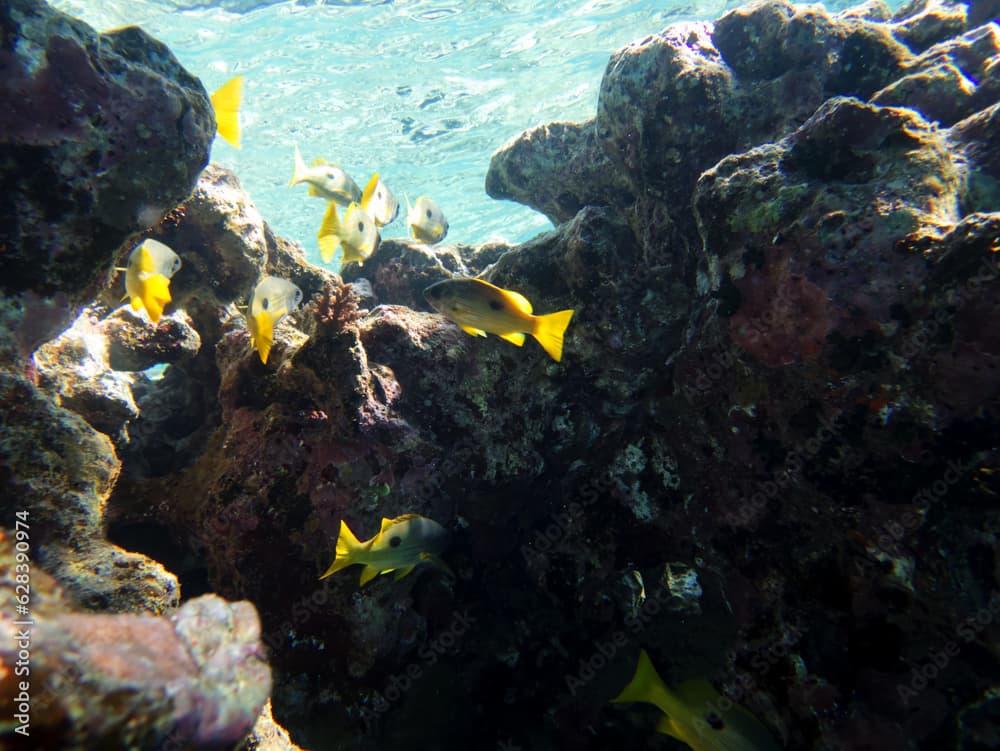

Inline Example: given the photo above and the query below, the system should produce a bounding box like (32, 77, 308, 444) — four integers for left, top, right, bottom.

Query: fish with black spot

(406, 195, 448, 244)
(612, 649, 782, 751)
(320, 514, 452, 586)
(317, 201, 380, 268)
(424, 277, 574, 362)
(122, 238, 182, 324)
(246, 276, 303, 364)
(289, 145, 363, 205)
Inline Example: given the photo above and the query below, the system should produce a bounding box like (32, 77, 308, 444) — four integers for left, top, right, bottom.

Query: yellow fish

(319, 514, 450, 586)
(317, 201, 380, 267)
(210, 76, 243, 149)
(406, 195, 448, 244)
(123, 239, 182, 324)
(423, 277, 574, 362)
(289, 145, 362, 205)
(246, 276, 303, 364)
(360, 172, 399, 227)
(612, 649, 781, 751)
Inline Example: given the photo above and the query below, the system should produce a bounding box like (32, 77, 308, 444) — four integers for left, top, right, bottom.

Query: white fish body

(406, 195, 448, 244)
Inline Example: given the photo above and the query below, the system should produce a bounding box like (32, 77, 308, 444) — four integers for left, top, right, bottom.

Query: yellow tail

(532, 308, 574, 362)
(210, 75, 243, 149)
(360, 172, 379, 212)
(611, 649, 673, 711)
(317, 202, 342, 264)
(319, 520, 362, 579)
(290, 144, 308, 187)
(250, 310, 274, 364)
(138, 273, 172, 324)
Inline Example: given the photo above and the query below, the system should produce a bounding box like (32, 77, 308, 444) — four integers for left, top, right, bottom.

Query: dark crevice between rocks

(120, 363, 221, 479)
(107, 520, 211, 601)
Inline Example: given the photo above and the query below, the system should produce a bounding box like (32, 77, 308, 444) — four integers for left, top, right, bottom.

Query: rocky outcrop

(5, 0, 1000, 750)
(0, 0, 215, 359)
(0, 536, 270, 751)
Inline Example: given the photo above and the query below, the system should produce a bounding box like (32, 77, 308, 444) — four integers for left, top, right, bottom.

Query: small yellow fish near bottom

(320, 514, 451, 587)
(612, 649, 782, 751)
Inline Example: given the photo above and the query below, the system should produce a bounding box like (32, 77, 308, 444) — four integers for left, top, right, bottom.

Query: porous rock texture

(0, 3, 290, 749)
(0, 532, 272, 751)
(0, 0, 215, 359)
(8, 1, 1000, 751)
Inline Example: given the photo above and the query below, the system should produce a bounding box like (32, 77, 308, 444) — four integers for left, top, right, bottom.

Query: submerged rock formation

(0, 534, 271, 751)
(0, 0, 215, 359)
(2, 0, 999, 750)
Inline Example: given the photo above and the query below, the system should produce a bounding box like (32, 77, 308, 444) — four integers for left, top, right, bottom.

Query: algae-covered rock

(0, 536, 270, 751)
(0, 370, 178, 614)
(33, 310, 139, 438)
(6, 0, 999, 749)
(0, 0, 214, 357)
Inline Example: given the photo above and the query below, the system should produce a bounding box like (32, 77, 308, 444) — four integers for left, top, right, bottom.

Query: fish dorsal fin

(311, 157, 328, 167)
(503, 289, 533, 315)
(361, 173, 379, 211)
(379, 514, 420, 535)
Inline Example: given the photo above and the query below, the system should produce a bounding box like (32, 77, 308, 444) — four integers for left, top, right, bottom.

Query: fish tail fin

(139, 273, 172, 324)
(361, 172, 379, 212)
(611, 649, 669, 706)
(532, 308, 575, 362)
(319, 520, 362, 580)
(210, 75, 243, 149)
(290, 144, 308, 187)
(317, 202, 342, 264)
(252, 311, 274, 364)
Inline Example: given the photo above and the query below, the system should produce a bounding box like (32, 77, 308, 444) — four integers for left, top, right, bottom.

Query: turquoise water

(52, 0, 738, 263)
(53, 0, 896, 264)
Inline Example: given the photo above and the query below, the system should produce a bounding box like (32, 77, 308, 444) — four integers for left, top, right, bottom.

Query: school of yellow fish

(122, 75, 576, 365)
(111, 73, 777, 750)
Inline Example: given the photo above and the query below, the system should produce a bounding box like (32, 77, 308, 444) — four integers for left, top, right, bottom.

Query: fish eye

(489, 300, 503, 311)
(358, 222, 365, 233)
(389, 535, 402, 548)
(705, 713, 725, 731)
(262, 298, 269, 310)
(425, 209, 433, 219)
(295, 291, 303, 303)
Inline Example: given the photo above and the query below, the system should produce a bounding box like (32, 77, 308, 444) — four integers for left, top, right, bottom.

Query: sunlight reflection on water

(51, 0, 886, 263)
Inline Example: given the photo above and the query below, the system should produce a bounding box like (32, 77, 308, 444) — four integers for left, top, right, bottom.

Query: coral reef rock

(0, 537, 270, 751)
(4, 0, 1000, 750)
(0, 0, 215, 358)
